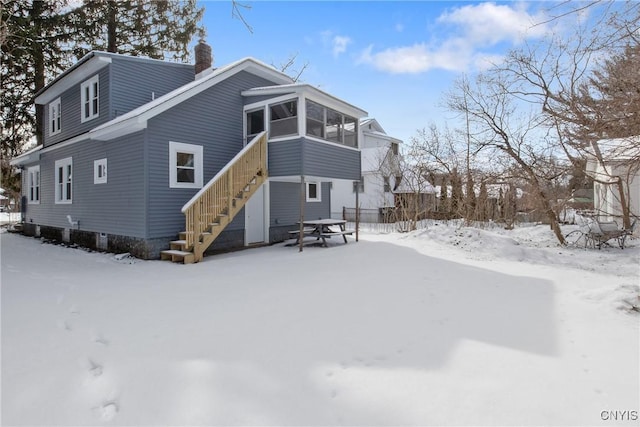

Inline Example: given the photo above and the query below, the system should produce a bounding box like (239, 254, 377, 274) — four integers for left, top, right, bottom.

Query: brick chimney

(194, 38, 213, 76)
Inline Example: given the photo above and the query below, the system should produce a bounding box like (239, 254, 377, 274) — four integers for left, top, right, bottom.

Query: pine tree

(72, 1, 204, 61)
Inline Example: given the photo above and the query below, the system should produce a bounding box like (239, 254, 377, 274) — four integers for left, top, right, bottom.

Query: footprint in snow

(57, 320, 72, 331)
(93, 334, 109, 346)
(94, 401, 118, 421)
(69, 305, 80, 315)
(87, 359, 103, 377)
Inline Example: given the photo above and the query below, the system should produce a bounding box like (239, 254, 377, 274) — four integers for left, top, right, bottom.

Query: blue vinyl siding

(44, 67, 111, 147)
(269, 181, 330, 227)
(110, 59, 193, 118)
(22, 131, 146, 237)
(268, 139, 302, 176)
(268, 138, 361, 180)
(145, 71, 279, 239)
(303, 138, 361, 180)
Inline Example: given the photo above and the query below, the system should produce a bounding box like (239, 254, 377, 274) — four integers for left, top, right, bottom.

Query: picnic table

(288, 219, 355, 247)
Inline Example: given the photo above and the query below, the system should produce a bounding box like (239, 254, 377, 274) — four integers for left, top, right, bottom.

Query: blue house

(12, 41, 366, 263)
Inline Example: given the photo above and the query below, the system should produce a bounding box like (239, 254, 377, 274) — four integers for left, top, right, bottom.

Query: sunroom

(241, 84, 366, 150)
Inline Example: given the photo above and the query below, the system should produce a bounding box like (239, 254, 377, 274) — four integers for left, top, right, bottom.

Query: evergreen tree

(72, 1, 204, 61)
(1, 0, 204, 160)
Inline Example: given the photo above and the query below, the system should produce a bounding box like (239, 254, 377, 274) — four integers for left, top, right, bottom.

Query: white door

(245, 184, 265, 245)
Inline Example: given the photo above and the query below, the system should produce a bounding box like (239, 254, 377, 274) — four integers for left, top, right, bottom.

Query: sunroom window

(305, 100, 358, 148)
(269, 100, 297, 138)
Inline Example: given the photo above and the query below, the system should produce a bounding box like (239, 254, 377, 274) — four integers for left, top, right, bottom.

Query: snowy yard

(1, 224, 638, 426)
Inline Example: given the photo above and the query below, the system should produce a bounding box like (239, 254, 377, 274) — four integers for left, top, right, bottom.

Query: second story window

(305, 99, 358, 148)
(269, 100, 297, 138)
(81, 75, 99, 122)
(49, 98, 61, 135)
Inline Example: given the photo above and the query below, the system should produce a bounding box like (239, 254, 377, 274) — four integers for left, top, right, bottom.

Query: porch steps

(159, 131, 269, 264)
(160, 249, 195, 264)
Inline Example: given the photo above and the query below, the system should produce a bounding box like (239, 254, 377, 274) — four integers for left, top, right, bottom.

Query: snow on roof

(90, 57, 293, 141)
(394, 173, 436, 194)
(595, 136, 640, 161)
(242, 84, 367, 118)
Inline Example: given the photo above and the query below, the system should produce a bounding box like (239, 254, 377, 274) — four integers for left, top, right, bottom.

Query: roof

(593, 136, 640, 161)
(242, 84, 367, 118)
(90, 57, 294, 141)
(35, 51, 194, 105)
(394, 171, 436, 194)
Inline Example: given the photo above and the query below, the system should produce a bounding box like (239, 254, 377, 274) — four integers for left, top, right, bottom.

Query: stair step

(170, 240, 187, 250)
(160, 249, 195, 264)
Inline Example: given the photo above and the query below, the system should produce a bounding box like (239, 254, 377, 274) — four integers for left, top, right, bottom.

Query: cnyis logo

(600, 410, 639, 421)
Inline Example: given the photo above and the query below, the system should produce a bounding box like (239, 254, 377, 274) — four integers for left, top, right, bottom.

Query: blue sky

(199, 1, 572, 144)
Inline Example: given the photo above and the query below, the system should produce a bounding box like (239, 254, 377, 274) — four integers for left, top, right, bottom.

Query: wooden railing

(181, 132, 268, 252)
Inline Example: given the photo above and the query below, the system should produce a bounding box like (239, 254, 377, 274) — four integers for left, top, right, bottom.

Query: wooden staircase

(160, 132, 268, 264)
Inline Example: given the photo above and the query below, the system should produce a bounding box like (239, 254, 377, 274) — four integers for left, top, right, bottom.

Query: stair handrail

(180, 131, 267, 251)
(182, 131, 267, 213)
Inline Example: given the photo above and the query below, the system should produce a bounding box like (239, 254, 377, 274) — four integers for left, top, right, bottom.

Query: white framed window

(55, 157, 72, 204)
(81, 75, 99, 122)
(306, 181, 321, 202)
(169, 141, 203, 189)
(27, 166, 40, 204)
(94, 158, 107, 184)
(49, 98, 61, 135)
(269, 99, 298, 138)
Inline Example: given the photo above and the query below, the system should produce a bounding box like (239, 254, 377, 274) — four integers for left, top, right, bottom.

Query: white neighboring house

(330, 118, 401, 218)
(585, 136, 640, 224)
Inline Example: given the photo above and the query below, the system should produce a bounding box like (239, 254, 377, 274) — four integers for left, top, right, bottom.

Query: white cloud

(360, 2, 549, 74)
(332, 35, 352, 57)
(359, 39, 473, 74)
(437, 2, 548, 45)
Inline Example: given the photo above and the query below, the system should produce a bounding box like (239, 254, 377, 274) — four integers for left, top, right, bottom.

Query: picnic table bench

(288, 219, 355, 247)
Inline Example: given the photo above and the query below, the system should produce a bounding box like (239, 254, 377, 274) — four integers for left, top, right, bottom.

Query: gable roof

(35, 51, 194, 105)
(90, 57, 294, 141)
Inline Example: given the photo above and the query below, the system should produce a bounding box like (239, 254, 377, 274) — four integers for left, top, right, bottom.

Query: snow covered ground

(1, 223, 638, 426)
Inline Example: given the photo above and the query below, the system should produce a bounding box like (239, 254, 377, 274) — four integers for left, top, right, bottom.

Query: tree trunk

(30, 1, 45, 146)
(107, 2, 117, 53)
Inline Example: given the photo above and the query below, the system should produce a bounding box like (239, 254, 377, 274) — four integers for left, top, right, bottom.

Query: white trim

(54, 157, 73, 204)
(27, 166, 40, 204)
(243, 93, 300, 112)
(35, 55, 111, 105)
(169, 141, 203, 189)
(91, 58, 293, 141)
(183, 132, 266, 212)
(242, 84, 368, 118)
(268, 98, 299, 139)
(49, 98, 61, 136)
(306, 181, 321, 202)
(304, 134, 361, 152)
(80, 74, 100, 123)
(94, 158, 107, 184)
